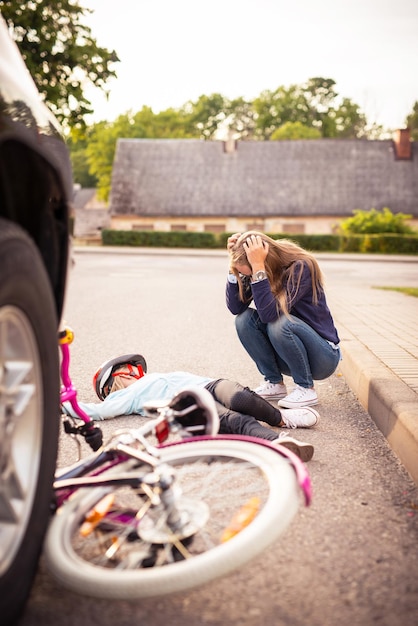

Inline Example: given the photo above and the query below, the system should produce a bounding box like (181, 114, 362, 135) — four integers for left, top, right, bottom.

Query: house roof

(109, 138, 418, 217)
(72, 187, 97, 209)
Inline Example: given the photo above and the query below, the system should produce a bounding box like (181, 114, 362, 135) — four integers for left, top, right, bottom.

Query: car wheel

(0, 218, 61, 625)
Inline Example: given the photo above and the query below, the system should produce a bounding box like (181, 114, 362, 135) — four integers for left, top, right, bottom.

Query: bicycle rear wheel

(45, 438, 301, 600)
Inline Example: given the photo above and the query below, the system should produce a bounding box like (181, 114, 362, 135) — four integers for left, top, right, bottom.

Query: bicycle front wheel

(45, 438, 301, 600)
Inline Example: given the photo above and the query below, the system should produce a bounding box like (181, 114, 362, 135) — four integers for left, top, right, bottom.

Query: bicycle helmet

(93, 354, 147, 400)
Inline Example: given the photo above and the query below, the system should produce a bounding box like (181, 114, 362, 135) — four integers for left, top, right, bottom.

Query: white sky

(81, 0, 418, 131)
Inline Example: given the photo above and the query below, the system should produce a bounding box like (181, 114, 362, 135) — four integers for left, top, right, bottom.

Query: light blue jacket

(64, 371, 213, 421)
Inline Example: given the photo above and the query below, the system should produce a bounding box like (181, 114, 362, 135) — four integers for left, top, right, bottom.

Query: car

(0, 14, 72, 625)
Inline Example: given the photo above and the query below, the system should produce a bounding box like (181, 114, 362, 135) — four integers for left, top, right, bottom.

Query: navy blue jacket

(226, 261, 340, 344)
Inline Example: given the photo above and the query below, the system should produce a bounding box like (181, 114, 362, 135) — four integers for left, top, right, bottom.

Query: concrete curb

(338, 327, 418, 484)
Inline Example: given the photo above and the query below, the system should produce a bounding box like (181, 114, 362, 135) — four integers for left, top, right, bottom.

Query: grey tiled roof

(109, 139, 418, 217)
(72, 187, 96, 209)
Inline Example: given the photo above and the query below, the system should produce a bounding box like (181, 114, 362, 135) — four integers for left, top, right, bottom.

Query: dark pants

(204, 379, 283, 442)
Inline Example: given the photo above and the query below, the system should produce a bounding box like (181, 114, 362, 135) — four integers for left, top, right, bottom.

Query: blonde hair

(108, 364, 142, 394)
(109, 374, 130, 393)
(229, 231, 324, 316)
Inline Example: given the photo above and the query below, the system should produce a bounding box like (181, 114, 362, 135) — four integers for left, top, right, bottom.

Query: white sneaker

(253, 381, 287, 399)
(275, 433, 314, 462)
(280, 407, 319, 429)
(278, 385, 318, 408)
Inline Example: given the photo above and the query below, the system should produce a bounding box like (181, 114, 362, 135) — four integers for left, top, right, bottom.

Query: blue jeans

(235, 309, 341, 388)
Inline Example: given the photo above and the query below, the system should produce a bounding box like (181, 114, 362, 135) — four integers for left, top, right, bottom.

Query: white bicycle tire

(45, 438, 301, 599)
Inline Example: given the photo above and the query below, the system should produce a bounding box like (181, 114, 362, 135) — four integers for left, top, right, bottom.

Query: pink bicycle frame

(59, 326, 103, 451)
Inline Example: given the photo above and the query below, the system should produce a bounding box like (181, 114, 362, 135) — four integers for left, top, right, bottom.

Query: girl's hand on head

(243, 234, 269, 268)
(227, 233, 241, 252)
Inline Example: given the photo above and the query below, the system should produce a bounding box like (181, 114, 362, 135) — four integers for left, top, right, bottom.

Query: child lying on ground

(63, 355, 319, 462)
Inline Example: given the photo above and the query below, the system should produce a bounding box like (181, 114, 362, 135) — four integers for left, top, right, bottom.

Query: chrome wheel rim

(0, 305, 42, 573)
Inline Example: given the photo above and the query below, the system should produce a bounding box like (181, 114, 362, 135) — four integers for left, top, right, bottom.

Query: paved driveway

(19, 250, 418, 626)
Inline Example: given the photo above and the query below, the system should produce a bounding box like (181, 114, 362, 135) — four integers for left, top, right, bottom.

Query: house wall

(110, 214, 418, 235)
(110, 214, 339, 234)
(74, 208, 110, 238)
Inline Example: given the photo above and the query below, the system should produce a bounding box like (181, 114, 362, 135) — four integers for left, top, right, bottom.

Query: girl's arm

(252, 261, 313, 323)
(63, 385, 140, 421)
(226, 276, 252, 314)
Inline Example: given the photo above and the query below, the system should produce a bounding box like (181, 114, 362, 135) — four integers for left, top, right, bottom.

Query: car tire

(0, 218, 61, 625)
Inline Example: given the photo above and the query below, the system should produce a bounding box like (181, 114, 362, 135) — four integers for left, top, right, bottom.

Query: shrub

(339, 207, 415, 234)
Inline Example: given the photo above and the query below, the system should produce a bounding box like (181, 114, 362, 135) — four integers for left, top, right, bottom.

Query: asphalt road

(18, 250, 418, 626)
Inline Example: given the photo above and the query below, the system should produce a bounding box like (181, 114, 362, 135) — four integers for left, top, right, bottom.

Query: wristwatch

(252, 270, 267, 282)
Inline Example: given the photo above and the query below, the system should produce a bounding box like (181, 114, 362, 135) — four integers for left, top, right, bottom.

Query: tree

(67, 126, 98, 186)
(85, 114, 143, 201)
(270, 122, 321, 140)
(303, 76, 338, 133)
(133, 106, 197, 139)
(0, 0, 119, 129)
(81, 106, 200, 200)
(253, 84, 311, 139)
(253, 77, 368, 139)
(184, 93, 228, 140)
(406, 101, 418, 140)
(332, 97, 367, 138)
(70, 147, 98, 187)
(223, 97, 257, 140)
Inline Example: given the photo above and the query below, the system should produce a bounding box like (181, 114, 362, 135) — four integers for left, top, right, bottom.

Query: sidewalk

(325, 266, 418, 485)
(75, 246, 418, 484)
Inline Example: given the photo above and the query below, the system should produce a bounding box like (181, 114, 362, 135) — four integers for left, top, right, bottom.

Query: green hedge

(101, 229, 418, 254)
(101, 229, 219, 248)
(270, 233, 418, 254)
(339, 234, 418, 254)
(216, 232, 340, 251)
(273, 234, 340, 252)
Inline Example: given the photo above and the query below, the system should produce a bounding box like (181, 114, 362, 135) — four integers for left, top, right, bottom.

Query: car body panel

(0, 13, 72, 318)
